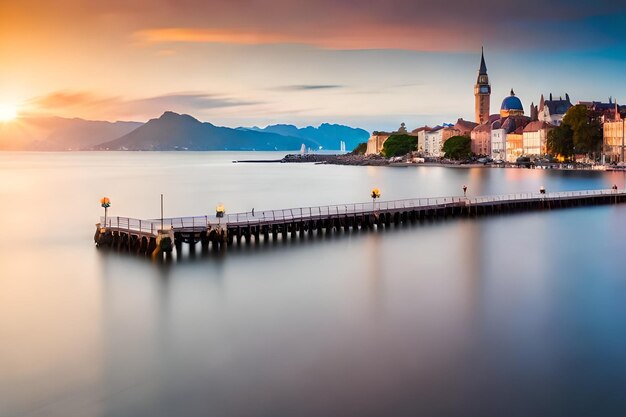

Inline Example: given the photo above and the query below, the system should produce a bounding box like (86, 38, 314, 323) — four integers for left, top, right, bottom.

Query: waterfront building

(471, 121, 492, 156)
(522, 120, 554, 157)
(424, 126, 445, 157)
(491, 127, 506, 161)
(412, 126, 431, 154)
(603, 118, 625, 163)
(491, 116, 530, 161)
(442, 118, 478, 145)
(365, 131, 391, 155)
(474, 48, 491, 124)
(365, 123, 412, 155)
(506, 128, 525, 162)
(472, 90, 529, 157)
(538, 93, 572, 126)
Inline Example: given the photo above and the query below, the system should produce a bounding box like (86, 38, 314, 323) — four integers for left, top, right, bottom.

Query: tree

(381, 134, 417, 157)
(547, 104, 602, 157)
(547, 124, 574, 159)
(548, 104, 602, 159)
(442, 135, 471, 160)
(564, 104, 603, 157)
(352, 142, 367, 155)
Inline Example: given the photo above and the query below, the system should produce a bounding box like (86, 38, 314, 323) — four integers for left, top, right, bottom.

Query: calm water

(2, 152, 626, 416)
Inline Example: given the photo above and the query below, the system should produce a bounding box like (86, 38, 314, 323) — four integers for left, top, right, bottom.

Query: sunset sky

(2, 0, 626, 131)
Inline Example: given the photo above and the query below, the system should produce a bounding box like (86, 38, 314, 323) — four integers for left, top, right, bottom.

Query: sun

(0, 103, 18, 122)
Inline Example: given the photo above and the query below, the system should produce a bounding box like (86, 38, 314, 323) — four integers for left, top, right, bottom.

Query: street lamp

(371, 188, 381, 210)
(216, 203, 225, 225)
(100, 197, 111, 227)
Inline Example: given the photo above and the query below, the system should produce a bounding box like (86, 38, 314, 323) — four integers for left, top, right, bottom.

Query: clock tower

(474, 48, 491, 124)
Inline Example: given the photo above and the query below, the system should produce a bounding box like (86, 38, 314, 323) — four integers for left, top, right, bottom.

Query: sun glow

(0, 104, 18, 122)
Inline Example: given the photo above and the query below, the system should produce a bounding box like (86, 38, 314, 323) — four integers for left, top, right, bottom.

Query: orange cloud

(26, 90, 261, 121)
(134, 26, 474, 52)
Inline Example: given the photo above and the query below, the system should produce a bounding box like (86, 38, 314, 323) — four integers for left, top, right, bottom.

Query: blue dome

(501, 89, 523, 111)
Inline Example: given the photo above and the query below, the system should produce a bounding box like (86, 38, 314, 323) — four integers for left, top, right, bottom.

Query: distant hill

(0, 111, 370, 152)
(95, 111, 318, 151)
(0, 116, 142, 151)
(245, 123, 369, 151)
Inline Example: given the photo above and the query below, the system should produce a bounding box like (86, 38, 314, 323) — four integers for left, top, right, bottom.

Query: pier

(94, 189, 626, 257)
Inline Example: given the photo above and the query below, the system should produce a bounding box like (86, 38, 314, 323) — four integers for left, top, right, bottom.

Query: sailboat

(300, 143, 307, 155)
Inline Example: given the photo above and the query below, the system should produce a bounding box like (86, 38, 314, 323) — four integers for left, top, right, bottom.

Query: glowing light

(0, 103, 18, 122)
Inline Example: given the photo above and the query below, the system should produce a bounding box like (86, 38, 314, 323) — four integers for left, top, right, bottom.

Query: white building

(423, 127, 443, 157)
(411, 126, 431, 154)
(491, 128, 506, 161)
(538, 93, 572, 126)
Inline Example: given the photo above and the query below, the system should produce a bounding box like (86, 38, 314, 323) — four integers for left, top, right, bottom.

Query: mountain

(95, 111, 319, 151)
(246, 123, 369, 151)
(0, 116, 142, 151)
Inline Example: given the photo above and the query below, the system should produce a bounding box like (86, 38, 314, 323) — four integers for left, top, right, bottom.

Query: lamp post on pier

(371, 188, 380, 211)
(216, 203, 225, 226)
(100, 197, 111, 227)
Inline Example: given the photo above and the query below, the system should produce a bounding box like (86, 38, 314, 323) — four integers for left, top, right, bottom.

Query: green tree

(352, 142, 367, 155)
(442, 135, 471, 160)
(381, 134, 417, 157)
(547, 123, 574, 159)
(549, 104, 603, 159)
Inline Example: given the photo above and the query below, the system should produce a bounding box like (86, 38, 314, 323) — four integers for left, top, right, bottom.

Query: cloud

(127, 0, 626, 52)
(133, 26, 473, 52)
(27, 91, 260, 121)
(274, 85, 344, 91)
(7, 1, 626, 54)
(32, 91, 118, 110)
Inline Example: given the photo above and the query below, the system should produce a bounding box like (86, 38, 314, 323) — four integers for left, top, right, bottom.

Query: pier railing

(100, 188, 625, 235)
(99, 216, 160, 234)
(225, 196, 465, 226)
(467, 189, 620, 205)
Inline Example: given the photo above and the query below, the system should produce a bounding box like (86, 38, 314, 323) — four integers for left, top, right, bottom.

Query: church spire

(474, 48, 491, 124)
(479, 46, 487, 75)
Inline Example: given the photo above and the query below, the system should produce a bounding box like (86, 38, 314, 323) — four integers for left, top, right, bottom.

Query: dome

(500, 89, 524, 117)
(501, 89, 523, 111)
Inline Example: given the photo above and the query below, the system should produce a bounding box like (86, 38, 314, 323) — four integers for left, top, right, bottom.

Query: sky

(2, 0, 626, 131)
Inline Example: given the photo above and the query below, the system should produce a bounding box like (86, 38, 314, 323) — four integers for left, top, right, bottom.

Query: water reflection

(3, 153, 626, 416)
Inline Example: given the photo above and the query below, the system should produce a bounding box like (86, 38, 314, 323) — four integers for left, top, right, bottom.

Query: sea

(1, 151, 626, 416)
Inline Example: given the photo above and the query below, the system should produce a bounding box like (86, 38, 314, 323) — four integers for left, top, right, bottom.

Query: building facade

(539, 93, 572, 126)
(506, 130, 524, 162)
(424, 127, 444, 157)
(471, 123, 492, 156)
(522, 121, 554, 157)
(474, 48, 491, 124)
(412, 126, 431, 154)
(365, 131, 391, 155)
(604, 119, 625, 163)
(471, 90, 529, 157)
(491, 128, 506, 161)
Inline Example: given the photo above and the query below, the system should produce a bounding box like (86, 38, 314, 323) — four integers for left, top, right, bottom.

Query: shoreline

(234, 153, 616, 171)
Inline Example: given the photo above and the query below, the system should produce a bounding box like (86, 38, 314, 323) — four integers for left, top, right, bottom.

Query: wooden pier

(94, 189, 626, 257)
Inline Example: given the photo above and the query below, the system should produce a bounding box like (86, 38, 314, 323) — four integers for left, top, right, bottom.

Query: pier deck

(94, 189, 626, 255)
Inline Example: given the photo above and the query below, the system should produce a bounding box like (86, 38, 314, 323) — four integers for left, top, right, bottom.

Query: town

(364, 49, 626, 167)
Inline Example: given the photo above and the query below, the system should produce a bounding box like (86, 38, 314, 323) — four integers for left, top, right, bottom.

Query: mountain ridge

(0, 111, 370, 151)
(94, 111, 320, 151)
